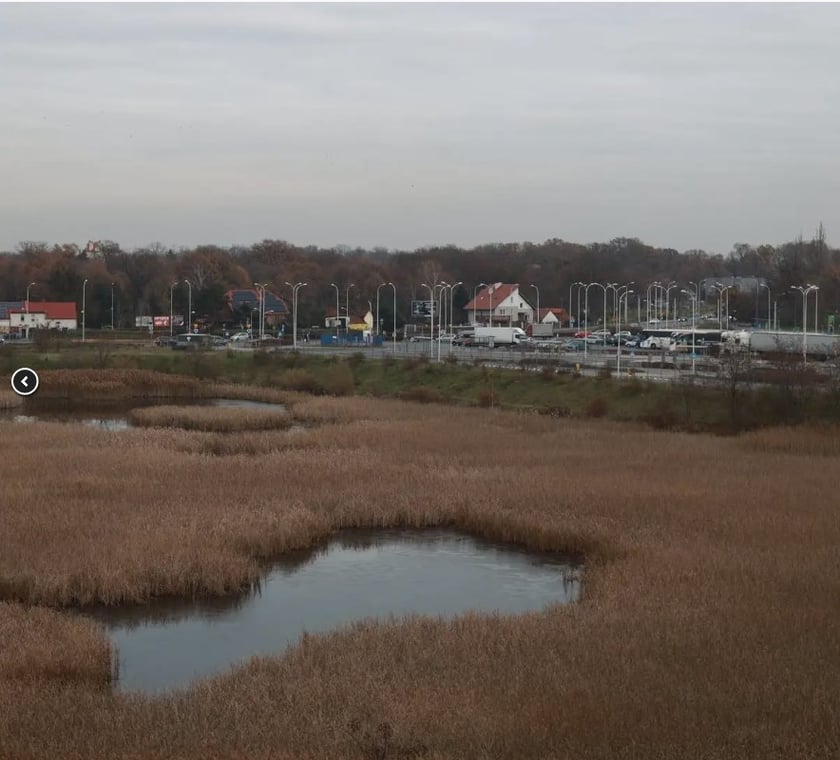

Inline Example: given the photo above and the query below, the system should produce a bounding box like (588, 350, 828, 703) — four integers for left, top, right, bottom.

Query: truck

(473, 326, 529, 347)
(722, 330, 840, 360)
(529, 323, 556, 338)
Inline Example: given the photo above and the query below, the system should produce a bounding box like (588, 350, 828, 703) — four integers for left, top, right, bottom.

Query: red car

(573, 331, 592, 339)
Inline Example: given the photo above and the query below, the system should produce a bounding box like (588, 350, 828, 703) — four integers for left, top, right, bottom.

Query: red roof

(537, 307, 569, 322)
(464, 283, 523, 311)
(16, 301, 78, 320)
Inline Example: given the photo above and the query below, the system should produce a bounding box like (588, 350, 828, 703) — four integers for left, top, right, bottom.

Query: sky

(1, 2, 839, 254)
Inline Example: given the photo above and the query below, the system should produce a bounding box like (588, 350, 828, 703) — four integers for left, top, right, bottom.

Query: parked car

(613, 331, 633, 345)
(565, 338, 587, 352)
(229, 332, 250, 342)
(573, 331, 592, 339)
(154, 336, 177, 347)
(437, 334, 456, 343)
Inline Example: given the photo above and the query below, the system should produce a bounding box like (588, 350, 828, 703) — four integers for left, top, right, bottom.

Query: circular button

(11, 367, 40, 397)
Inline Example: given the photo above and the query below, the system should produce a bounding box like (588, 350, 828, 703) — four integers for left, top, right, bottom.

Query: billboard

(410, 300, 438, 318)
(135, 316, 152, 328)
(153, 316, 170, 328)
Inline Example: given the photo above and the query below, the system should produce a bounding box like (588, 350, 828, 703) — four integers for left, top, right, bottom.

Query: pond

(2, 398, 286, 429)
(84, 529, 582, 694)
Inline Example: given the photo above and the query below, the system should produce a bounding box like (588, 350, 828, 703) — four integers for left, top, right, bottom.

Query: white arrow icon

(11, 367, 40, 397)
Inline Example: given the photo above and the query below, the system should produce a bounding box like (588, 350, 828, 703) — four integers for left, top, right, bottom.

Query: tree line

(1, 227, 837, 330)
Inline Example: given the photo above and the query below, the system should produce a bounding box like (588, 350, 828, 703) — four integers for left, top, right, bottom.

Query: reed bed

(129, 405, 293, 433)
(0, 390, 24, 410)
(1, 396, 839, 758)
(739, 423, 840, 457)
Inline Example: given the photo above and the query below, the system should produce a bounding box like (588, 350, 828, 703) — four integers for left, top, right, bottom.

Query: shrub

(400, 385, 444, 404)
(323, 362, 355, 396)
(279, 369, 323, 394)
(585, 396, 609, 418)
(477, 388, 498, 408)
(540, 365, 557, 381)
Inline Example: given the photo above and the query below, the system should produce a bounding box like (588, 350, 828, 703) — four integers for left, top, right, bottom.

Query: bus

(638, 329, 677, 350)
(670, 329, 723, 353)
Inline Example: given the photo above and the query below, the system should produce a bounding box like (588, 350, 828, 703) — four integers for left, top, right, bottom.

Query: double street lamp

(791, 284, 819, 363)
(285, 282, 307, 349)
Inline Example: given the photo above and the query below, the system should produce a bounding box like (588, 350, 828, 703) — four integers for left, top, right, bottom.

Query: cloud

(1, 3, 839, 252)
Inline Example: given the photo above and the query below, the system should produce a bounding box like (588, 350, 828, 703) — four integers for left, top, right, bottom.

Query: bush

(279, 369, 322, 394)
(585, 396, 609, 418)
(400, 385, 444, 404)
(540, 364, 557, 381)
(477, 388, 498, 408)
(322, 362, 355, 396)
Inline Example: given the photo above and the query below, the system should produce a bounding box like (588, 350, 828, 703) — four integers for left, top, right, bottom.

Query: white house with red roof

(4, 301, 78, 336)
(463, 283, 534, 327)
(535, 307, 570, 326)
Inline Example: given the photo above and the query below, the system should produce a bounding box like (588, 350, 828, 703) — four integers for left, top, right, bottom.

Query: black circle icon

(11, 367, 40, 397)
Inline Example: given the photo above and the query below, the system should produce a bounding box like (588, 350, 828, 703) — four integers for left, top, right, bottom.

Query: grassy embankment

(1, 369, 839, 758)
(4, 340, 840, 431)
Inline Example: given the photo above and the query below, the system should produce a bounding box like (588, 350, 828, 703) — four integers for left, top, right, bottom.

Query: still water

(85, 529, 582, 694)
(4, 398, 285, 429)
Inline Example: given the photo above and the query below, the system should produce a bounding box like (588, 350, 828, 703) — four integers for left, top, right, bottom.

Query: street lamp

(330, 283, 340, 338)
(437, 281, 449, 339)
(570, 281, 584, 329)
(376, 283, 388, 338)
(473, 282, 487, 326)
(616, 289, 634, 375)
(712, 282, 733, 330)
(681, 289, 697, 375)
(758, 282, 771, 330)
(345, 284, 355, 339)
(791, 284, 819, 363)
(110, 282, 115, 330)
(664, 283, 680, 327)
(616, 283, 634, 325)
(646, 282, 661, 324)
(81, 278, 89, 342)
(169, 282, 178, 336)
(421, 282, 435, 359)
(183, 279, 192, 334)
(530, 284, 540, 327)
(584, 282, 607, 360)
(253, 282, 269, 339)
(449, 281, 463, 335)
(285, 282, 307, 350)
(25, 281, 36, 338)
(386, 282, 397, 351)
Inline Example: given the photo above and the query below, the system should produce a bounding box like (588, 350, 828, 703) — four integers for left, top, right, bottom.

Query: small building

(5, 301, 78, 336)
(535, 307, 569, 326)
(463, 283, 534, 327)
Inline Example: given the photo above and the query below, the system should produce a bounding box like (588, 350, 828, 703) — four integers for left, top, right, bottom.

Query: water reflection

(2, 398, 285, 429)
(83, 529, 582, 695)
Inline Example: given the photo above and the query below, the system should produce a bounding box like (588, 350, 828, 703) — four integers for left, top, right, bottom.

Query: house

(224, 288, 288, 328)
(463, 283, 534, 327)
(0, 302, 23, 335)
(535, 308, 569, 326)
(5, 301, 78, 336)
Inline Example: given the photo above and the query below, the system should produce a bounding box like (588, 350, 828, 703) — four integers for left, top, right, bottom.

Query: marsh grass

(740, 424, 840, 456)
(130, 405, 293, 433)
(0, 390, 23, 410)
(0, 393, 839, 758)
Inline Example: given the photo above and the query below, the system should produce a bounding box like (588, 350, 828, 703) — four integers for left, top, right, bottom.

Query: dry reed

(129, 405, 292, 433)
(0, 394, 838, 758)
(0, 390, 23, 410)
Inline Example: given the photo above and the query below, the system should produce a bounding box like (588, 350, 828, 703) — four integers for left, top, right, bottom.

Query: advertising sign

(410, 300, 438, 318)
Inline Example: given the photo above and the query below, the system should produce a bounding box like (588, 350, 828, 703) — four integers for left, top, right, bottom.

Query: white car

(229, 332, 250, 342)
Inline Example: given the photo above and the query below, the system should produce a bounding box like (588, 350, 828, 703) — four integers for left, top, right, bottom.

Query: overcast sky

(1, 3, 838, 254)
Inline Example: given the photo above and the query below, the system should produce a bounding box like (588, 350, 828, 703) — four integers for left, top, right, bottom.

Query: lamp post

(488, 284, 494, 328)
(664, 283, 680, 327)
(330, 283, 340, 338)
(376, 283, 388, 338)
(81, 278, 88, 342)
(437, 281, 448, 338)
(681, 289, 697, 374)
(110, 282, 115, 330)
(616, 289, 634, 375)
(345, 284, 355, 339)
(570, 281, 584, 329)
(169, 282, 177, 336)
(449, 281, 462, 335)
(285, 282, 306, 350)
(386, 282, 396, 351)
(646, 282, 660, 323)
(616, 283, 634, 326)
(421, 282, 435, 359)
(791, 284, 819, 363)
(530, 283, 540, 327)
(183, 279, 192, 334)
(473, 282, 487, 326)
(584, 282, 607, 360)
(25, 281, 36, 338)
(253, 282, 269, 339)
(758, 282, 771, 329)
